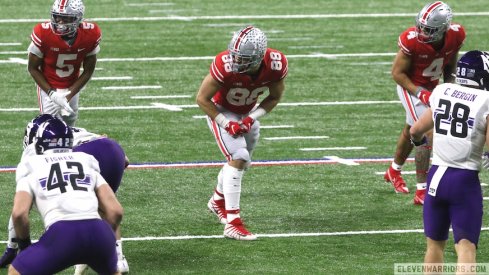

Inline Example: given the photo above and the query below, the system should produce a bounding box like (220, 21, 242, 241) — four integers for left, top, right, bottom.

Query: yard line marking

(92, 76, 133, 80)
(265, 136, 329, 141)
(101, 85, 161, 90)
(324, 156, 359, 166)
(125, 3, 175, 6)
(192, 115, 207, 119)
(482, 183, 488, 186)
(484, 197, 489, 200)
(2, 12, 489, 23)
(301, 147, 366, 151)
(131, 95, 191, 99)
(0, 52, 473, 64)
(260, 125, 295, 129)
(0, 43, 21, 46)
(0, 51, 26, 55)
(151, 102, 182, 111)
(2, 227, 487, 243)
(0, 100, 402, 112)
(0, 157, 416, 172)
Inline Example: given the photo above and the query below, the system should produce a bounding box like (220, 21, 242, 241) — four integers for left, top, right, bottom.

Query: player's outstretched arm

(11, 192, 32, 249)
(67, 54, 97, 101)
(27, 53, 51, 93)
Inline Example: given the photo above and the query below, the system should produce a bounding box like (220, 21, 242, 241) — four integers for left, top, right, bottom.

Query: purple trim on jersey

(11, 219, 117, 274)
(73, 138, 126, 192)
(423, 165, 483, 245)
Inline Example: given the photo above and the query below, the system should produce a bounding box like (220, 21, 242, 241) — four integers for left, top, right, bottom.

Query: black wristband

(410, 136, 427, 147)
(14, 238, 31, 250)
(47, 89, 55, 97)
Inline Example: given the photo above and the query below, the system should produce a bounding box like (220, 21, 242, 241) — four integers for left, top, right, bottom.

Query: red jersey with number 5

(30, 21, 102, 89)
(210, 48, 288, 114)
(397, 24, 465, 91)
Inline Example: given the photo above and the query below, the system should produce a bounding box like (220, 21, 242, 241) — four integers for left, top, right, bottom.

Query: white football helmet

(228, 26, 267, 73)
(415, 1, 452, 43)
(51, 0, 85, 36)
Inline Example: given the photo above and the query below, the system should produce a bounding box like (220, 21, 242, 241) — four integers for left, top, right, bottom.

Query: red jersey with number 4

(30, 21, 102, 89)
(210, 48, 288, 114)
(398, 24, 465, 91)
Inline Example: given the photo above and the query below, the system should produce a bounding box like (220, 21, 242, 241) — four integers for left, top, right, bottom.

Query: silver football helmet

(51, 0, 85, 36)
(228, 26, 267, 73)
(415, 1, 452, 43)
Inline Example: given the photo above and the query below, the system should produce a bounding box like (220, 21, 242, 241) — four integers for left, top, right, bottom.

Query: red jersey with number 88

(397, 24, 465, 91)
(210, 48, 288, 114)
(30, 21, 101, 89)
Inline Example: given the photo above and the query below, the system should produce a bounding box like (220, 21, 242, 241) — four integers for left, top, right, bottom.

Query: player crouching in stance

(8, 117, 123, 275)
(0, 114, 129, 274)
(410, 50, 489, 270)
(196, 26, 287, 240)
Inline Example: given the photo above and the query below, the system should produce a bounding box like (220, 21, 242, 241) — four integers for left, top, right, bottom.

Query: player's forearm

(393, 73, 418, 94)
(29, 69, 52, 93)
(12, 214, 30, 240)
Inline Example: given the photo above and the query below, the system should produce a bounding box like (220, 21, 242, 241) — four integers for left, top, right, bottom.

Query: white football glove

(482, 152, 489, 170)
(48, 89, 75, 115)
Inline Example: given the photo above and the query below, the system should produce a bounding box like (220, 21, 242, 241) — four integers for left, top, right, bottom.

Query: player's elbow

(11, 209, 28, 228)
(105, 203, 123, 230)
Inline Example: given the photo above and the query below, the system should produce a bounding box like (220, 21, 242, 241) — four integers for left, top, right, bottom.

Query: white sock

(116, 240, 123, 259)
(416, 183, 427, 190)
(212, 168, 224, 201)
(222, 163, 244, 214)
(391, 162, 402, 171)
(7, 216, 18, 249)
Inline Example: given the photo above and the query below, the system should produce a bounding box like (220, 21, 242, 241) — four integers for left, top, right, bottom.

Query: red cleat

(413, 189, 426, 205)
(384, 167, 409, 194)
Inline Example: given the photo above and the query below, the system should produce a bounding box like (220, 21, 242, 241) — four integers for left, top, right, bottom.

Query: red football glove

(225, 121, 243, 137)
(240, 116, 255, 133)
(416, 87, 431, 106)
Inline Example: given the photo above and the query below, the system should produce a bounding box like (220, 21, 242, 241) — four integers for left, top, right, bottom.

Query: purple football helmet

(34, 118, 73, 155)
(23, 114, 56, 149)
(455, 50, 489, 90)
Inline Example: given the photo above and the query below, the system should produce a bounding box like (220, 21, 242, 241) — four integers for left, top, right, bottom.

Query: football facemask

(228, 26, 267, 73)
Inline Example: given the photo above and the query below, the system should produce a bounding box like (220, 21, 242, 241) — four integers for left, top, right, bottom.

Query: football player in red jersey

(196, 26, 288, 241)
(384, 1, 465, 204)
(27, 0, 101, 126)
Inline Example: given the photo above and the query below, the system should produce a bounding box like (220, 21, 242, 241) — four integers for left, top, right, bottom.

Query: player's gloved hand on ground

(240, 116, 255, 133)
(48, 89, 75, 115)
(482, 152, 489, 170)
(225, 121, 244, 137)
(416, 86, 431, 106)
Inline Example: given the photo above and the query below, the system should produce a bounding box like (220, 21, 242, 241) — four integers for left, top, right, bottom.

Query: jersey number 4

(46, 162, 88, 193)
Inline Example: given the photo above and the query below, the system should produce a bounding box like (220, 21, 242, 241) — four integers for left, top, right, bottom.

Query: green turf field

(1, 1, 489, 274)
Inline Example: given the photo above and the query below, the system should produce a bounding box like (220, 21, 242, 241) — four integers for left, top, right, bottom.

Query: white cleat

(224, 218, 257, 241)
(74, 264, 89, 275)
(118, 255, 129, 274)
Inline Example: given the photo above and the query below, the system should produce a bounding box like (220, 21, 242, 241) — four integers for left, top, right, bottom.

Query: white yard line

(101, 85, 161, 90)
(131, 95, 191, 99)
(301, 147, 366, 151)
(3, 227, 487, 243)
(2, 12, 489, 23)
(92, 76, 133, 80)
(0, 100, 402, 112)
(264, 136, 329, 141)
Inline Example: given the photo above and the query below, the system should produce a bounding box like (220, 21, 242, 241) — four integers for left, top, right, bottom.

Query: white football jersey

(72, 127, 103, 147)
(15, 151, 107, 228)
(429, 83, 489, 170)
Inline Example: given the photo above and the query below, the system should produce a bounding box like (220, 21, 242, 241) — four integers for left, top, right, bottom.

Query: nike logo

(78, 48, 85, 52)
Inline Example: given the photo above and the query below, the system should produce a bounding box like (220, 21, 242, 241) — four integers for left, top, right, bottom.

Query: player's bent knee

(232, 148, 251, 163)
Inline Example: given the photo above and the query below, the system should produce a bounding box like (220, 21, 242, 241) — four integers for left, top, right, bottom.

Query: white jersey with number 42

(430, 83, 489, 170)
(15, 151, 107, 228)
